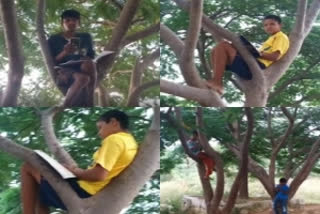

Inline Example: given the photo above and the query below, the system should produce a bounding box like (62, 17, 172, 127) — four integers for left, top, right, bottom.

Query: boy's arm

(65, 164, 108, 181)
(260, 51, 280, 62)
(55, 43, 76, 63)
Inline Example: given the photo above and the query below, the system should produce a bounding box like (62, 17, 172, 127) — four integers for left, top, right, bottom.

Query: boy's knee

(81, 60, 95, 73)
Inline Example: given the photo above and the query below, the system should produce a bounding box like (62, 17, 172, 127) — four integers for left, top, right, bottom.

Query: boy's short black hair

(264, 15, 282, 24)
(192, 130, 198, 136)
(98, 110, 129, 129)
(61, 9, 81, 21)
(279, 178, 287, 183)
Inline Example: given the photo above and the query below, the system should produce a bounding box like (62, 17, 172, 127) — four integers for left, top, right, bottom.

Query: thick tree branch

(0, 136, 81, 212)
(97, 83, 111, 106)
(122, 22, 160, 47)
(36, 0, 66, 95)
(226, 143, 275, 197)
(127, 79, 159, 106)
(269, 107, 295, 185)
(179, 0, 204, 88)
(304, 0, 320, 35)
(289, 137, 320, 198)
(0, 0, 25, 106)
(85, 107, 160, 214)
(173, 0, 267, 107)
(40, 108, 77, 166)
(172, 108, 201, 161)
(195, 108, 224, 212)
(223, 108, 253, 213)
(263, 0, 320, 90)
(160, 79, 226, 107)
(97, 0, 141, 80)
(128, 48, 160, 95)
(292, 0, 308, 35)
(160, 23, 184, 57)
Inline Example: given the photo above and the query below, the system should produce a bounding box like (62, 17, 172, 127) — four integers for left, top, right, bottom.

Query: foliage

(0, 0, 159, 106)
(0, 107, 158, 213)
(160, 0, 320, 106)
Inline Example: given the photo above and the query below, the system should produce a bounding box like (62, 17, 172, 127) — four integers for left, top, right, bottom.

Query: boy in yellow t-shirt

(206, 15, 290, 95)
(20, 110, 138, 213)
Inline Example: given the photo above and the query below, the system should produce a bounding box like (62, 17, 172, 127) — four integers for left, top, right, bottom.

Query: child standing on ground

(273, 177, 289, 214)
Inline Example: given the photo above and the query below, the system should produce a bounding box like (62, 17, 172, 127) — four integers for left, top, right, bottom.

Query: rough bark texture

(97, 0, 142, 81)
(225, 108, 320, 200)
(161, 0, 320, 107)
(0, 0, 25, 106)
(0, 136, 82, 212)
(35, 0, 158, 106)
(0, 108, 160, 214)
(127, 48, 160, 106)
(165, 107, 254, 214)
(40, 107, 78, 166)
(85, 107, 160, 214)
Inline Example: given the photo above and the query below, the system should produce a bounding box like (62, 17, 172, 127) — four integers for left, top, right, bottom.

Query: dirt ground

(252, 204, 320, 214)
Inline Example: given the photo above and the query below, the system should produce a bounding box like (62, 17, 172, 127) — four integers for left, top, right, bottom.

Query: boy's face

(96, 119, 120, 139)
(263, 19, 281, 35)
(62, 17, 79, 32)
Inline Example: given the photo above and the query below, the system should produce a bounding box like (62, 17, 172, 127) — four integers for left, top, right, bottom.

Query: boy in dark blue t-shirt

(273, 177, 289, 214)
(48, 9, 96, 107)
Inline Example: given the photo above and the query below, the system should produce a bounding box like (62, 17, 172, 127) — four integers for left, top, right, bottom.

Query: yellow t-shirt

(78, 132, 138, 195)
(258, 31, 289, 67)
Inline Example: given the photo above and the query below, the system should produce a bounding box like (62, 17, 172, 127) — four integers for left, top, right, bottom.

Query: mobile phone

(70, 37, 80, 49)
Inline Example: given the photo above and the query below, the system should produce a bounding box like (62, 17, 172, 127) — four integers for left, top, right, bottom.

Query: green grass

(161, 160, 320, 213)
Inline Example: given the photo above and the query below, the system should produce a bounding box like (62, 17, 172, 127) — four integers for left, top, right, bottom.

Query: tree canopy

(0, 107, 159, 214)
(160, 0, 320, 106)
(0, 0, 160, 106)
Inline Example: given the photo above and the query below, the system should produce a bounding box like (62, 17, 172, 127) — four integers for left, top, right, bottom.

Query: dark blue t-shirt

(275, 184, 289, 200)
(186, 140, 202, 156)
(48, 32, 95, 64)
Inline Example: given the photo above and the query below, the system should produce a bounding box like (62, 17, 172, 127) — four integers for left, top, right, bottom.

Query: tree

(0, 107, 160, 214)
(0, 0, 159, 107)
(224, 107, 320, 199)
(160, 0, 320, 107)
(162, 107, 253, 214)
(161, 107, 320, 214)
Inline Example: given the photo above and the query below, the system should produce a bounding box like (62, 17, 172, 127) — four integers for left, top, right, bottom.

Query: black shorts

(39, 177, 91, 210)
(226, 54, 266, 80)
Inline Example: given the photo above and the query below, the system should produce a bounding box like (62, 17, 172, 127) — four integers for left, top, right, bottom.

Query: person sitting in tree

(206, 15, 290, 95)
(186, 130, 215, 179)
(273, 177, 289, 214)
(20, 110, 138, 214)
(48, 9, 96, 107)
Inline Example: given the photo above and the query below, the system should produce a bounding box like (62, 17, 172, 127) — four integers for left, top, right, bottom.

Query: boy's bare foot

(205, 81, 224, 96)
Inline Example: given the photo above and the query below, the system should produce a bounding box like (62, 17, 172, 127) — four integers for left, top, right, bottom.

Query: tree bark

(0, 0, 25, 106)
(0, 108, 160, 214)
(40, 107, 78, 166)
(97, 0, 142, 81)
(127, 48, 160, 106)
(161, 0, 320, 107)
(84, 107, 160, 214)
(239, 170, 249, 199)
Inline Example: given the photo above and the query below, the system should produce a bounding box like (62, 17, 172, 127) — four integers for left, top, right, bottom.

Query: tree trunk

(239, 169, 249, 199)
(0, 108, 160, 214)
(0, 0, 25, 106)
